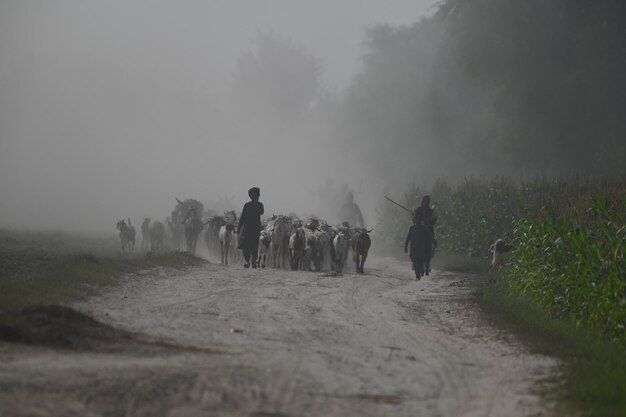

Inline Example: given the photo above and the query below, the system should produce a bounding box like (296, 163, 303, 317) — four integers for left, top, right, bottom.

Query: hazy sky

(0, 1, 438, 232)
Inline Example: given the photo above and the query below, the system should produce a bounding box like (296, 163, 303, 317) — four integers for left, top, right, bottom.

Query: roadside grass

(0, 251, 206, 315)
(478, 277, 626, 417)
(378, 178, 626, 416)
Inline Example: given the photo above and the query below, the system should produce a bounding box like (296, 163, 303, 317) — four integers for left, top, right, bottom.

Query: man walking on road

(414, 195, 436, 243)
(414, 195, 437, 272)
(405, 210, 433, 279)
(338, 191, 365, 228)
(237, 187, 264, 268)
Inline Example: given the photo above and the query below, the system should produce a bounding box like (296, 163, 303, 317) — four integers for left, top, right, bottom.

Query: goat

(266, 215, 291, 268)
(219, 223, 236, 264)
(149, 220, 165, 252)
(313, 230, 332, 272)
(490, 238, 514, 269)
(116, 218, 136, 252)
(183, 208, 203, 255)
(288, 227, 305, 271)
(204, 216, 225, 259)
(351, 228, 373, 274)
(259, 230, 271, 268)
(318, 221, 337, 271)
(302, 228, 317, 271)
(218, 211, 237, 265)
(333, 229, 350, 273)
(141, 218, 151, 251)
(230, 225, 241, 264)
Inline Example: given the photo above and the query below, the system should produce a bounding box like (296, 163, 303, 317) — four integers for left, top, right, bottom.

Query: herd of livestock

(116, 198, 373, 274)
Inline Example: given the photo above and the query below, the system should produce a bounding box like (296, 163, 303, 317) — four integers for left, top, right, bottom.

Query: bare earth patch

(0, 257, 558, 417)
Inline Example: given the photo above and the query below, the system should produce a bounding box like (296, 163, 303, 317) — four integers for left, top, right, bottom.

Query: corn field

(377, 177, 626, 343)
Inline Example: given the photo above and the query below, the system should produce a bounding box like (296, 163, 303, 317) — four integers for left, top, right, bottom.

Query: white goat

(333, 230, 350, 273)
(230, 227, 241, 264)
(268, 215, 291, 268)
(258, 230, 271, 268)
(490, 238, 514, 269)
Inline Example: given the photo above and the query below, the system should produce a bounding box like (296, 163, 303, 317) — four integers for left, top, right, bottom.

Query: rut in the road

(0, 304, 218, 355)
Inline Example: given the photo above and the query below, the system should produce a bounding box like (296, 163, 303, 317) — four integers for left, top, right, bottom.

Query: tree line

(231, 1, 626, 184)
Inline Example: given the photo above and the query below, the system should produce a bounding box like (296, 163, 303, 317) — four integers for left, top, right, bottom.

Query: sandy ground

(0, 253, 558, 417)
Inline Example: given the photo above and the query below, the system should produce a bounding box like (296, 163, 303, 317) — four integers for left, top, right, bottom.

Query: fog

(3, 1, 624, 235)
(340, 1, 626, 187)
(0, 1, 437, 233)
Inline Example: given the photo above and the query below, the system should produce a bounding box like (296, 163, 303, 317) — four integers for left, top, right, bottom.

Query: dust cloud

(2, 1, 623, 234)
(0, 1, 437, 233)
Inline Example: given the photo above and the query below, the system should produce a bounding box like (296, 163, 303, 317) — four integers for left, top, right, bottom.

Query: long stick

(354, 178, 363, 203)
(384, 196, 413, 215)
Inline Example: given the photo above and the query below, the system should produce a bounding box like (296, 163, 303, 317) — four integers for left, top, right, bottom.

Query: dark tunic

(237, 201, 264, 250)
(414, 206, 437, 237)
(405, 223, 432, 262)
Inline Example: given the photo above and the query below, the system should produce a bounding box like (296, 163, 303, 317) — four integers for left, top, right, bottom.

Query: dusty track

(0, 257, 557, 416)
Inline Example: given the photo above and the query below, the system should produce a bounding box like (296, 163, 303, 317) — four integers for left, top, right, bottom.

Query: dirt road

(0, 257, 557, 417)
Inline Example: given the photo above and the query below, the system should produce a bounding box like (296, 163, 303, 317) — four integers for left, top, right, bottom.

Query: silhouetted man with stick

(405, 210, 433, 280)
(414, 195, 437, 272)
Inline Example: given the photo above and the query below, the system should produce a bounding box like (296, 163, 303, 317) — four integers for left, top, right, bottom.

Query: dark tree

(439, 0, 626, 174)
(341, 0, 626, 182)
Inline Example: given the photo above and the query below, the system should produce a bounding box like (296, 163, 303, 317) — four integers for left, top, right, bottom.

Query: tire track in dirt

(338, 271, 460, 413)
(0, 257, 558, 417)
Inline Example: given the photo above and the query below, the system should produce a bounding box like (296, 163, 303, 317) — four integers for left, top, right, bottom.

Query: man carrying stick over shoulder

(404, 210, 433, 280)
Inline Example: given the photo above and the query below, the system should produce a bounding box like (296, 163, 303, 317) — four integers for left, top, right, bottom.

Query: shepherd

(237, 187, 264, 268)
(404, 210, 433, 280)
(414, 195, 437, 273)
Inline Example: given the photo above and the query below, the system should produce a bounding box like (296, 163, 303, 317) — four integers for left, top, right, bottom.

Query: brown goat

(350, 228, 372, 274)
